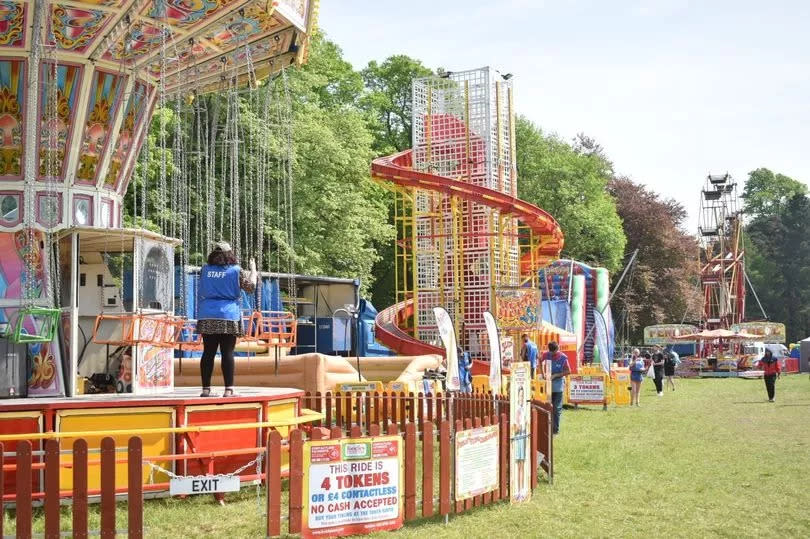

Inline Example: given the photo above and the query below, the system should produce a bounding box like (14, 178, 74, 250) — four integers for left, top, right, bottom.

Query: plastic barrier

(611, 368, 631, 406)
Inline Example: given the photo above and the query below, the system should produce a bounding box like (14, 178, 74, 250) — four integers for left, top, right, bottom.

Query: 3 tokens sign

(303, 435, 404, 538)
(568, 375, 606, 405)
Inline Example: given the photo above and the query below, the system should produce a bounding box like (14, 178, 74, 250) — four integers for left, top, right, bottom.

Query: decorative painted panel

(145, 0, 239, 29)
(36, 191, 62, 227)
(75, 69, 125, 185)
(102, 22, 164, 64)
(38, 62, 82, 182)
(72, 194, 92, 225)
(0, 229, 47, 301)
(0, 190, 20, 225)
(49, 4, 114, 54)
(0, 58, 23, 179)
(105, 80, 149, 188)
(0, 2, 25, 49)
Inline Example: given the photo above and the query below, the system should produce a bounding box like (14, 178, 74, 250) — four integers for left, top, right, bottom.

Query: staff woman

(197, 242, 257, 397)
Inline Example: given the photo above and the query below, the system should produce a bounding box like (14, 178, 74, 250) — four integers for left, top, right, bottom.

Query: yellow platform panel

(56, 407, 174, 491)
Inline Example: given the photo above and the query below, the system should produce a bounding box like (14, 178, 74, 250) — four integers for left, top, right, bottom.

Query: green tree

(515, 116, 626, 272)
(608, 177, 702, 343)
(746, 193, 810, 342)
(361, 56, 433, 155)
(360, 55, 433, 307)
(124, 33, 393, 295)
(741, 167, 807, 217)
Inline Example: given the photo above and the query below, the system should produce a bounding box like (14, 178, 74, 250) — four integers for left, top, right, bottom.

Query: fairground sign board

(302, 435, 403, 538)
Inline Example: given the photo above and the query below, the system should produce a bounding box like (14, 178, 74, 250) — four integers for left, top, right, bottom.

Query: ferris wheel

(698, 174, 745, 329)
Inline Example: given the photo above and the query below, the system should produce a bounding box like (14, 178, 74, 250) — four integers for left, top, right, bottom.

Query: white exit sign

(170, 475, 241, 496)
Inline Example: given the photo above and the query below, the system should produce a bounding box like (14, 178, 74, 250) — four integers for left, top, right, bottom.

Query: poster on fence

(567, 375, 606, 405)
(455, 424, 499, 500)
(509, 361, 531, 503)
(303, 435, 403, 538)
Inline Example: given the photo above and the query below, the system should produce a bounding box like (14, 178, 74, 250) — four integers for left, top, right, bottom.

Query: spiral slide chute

(371, 148, 564, 356)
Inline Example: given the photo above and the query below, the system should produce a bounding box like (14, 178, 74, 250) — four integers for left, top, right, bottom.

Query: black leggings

(200, 334, 237, 388)
(764, 374, 776, 400)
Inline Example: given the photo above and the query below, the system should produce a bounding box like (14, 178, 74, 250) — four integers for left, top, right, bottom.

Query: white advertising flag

(483, 311, 502, 392)
(433, 307, 460, 391)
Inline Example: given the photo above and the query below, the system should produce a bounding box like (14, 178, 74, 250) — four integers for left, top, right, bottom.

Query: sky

(318, 0, 810, 230)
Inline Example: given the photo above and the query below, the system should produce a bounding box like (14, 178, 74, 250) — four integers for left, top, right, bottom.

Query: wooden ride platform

(0, 387, 307, 503)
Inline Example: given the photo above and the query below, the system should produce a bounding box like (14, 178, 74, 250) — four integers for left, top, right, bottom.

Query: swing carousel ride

(0, 0, 318, 400)
(0, 0, 323, 504)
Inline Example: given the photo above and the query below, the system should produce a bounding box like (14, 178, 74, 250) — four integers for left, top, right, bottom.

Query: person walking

(521, 334, 539, 378)
(652, 350, 665, 396)
(757, 349, 781, 402)
(542, 341, 570, 435)
(629, 348, 645, 406)
(664, 347, 679, 391)
(197, 242, 257, 397)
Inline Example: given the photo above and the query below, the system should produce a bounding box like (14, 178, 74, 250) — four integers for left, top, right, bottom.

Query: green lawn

(5, 376, 810, 537)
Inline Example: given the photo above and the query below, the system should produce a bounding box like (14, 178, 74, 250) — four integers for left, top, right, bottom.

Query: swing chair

(91, 312, 183, 348)
(249, 310, 297, 347)
(7, 307, 61, 344)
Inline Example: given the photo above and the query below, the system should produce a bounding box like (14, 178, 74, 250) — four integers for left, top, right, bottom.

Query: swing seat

(92, 313, 183, 347)
(252, 311, 297, 348)
(9, 307, 60, 344)
(176, 319, 204, 351)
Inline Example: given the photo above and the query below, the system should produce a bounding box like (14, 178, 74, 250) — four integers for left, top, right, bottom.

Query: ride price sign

(568, 375, 606, 405)
(303, 435, 403, 538)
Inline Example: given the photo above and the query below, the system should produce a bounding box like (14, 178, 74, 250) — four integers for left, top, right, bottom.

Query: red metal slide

(371, 149, 564, 356)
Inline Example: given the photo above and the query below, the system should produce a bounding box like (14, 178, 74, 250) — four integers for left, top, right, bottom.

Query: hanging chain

(42, 13, 61, 309)
(280, 66, 296, 305)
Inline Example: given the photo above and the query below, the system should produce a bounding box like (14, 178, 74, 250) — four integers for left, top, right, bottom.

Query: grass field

(5, 375, 810, 537)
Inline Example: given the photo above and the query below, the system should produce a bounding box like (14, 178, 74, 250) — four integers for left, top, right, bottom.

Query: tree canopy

(516, 116, 626, 273)
(608, 177, 701, 343)
(743, 169, 810, 342)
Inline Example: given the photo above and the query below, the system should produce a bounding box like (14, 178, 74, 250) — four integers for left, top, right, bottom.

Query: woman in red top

(757, 349, 781, 402)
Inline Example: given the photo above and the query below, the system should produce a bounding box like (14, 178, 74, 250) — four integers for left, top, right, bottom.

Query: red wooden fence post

(404, 423, 417, 521)
(16, 440, 32, 539)
(336, 391, 343, 431)
(44, 439, 60, 539)
(267, 430, 282, 537)
(330, 426, 342, 440)
(530, 408, 539, 490)
(350, 425, 362, 438)
(373, 392, 381, 426)
(128, 437, 144, 538)
(417, 392, 424, 434)
(369, 424, 381, 437)
(439, 420, 450, 517)
(398, 392, 407, 433)
(499, 413, 509, 500)
(382, 391, 389, 432)
(365, 393, 372, 434)
(289, 429, 304, 534)
(355, 393, 362, 429)
(100, 437, 116, 539)
(422, 421, 434, 518)
(325, 392, 333, 427)
(454, 419, 464, 514)
(73, 439, 89, 538)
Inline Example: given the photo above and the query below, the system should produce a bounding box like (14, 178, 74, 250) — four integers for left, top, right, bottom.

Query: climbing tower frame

(387, 67, 536, 354)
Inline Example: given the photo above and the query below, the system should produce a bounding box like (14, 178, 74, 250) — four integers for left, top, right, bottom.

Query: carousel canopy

(674, 329, 760, 341)
(0, 1, 318, 232)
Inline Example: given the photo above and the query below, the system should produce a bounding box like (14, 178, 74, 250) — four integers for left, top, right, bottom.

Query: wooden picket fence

(267, 392, 553, 536)
(1, 437, 144, 538)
